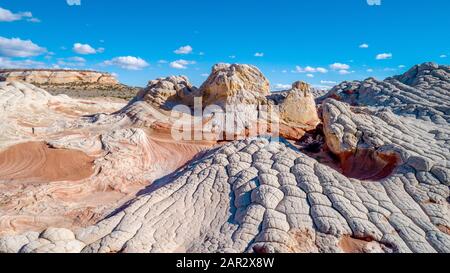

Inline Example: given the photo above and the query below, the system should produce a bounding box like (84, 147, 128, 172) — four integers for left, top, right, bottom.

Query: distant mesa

(0, 69, 140, 100)
(0, 69, 119, 86)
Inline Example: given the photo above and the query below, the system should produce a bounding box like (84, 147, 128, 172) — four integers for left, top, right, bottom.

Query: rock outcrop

(200, 63, 270, 106)
(128, 64, 271, 112)
(135, 76, 199, 110)
(122, 64, 314, 142)
(321, 62, 450, 125)
(279, 81, 320, 128)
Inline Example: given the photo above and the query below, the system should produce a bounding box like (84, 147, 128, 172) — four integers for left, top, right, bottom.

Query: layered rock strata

(0, 69, 119, 86)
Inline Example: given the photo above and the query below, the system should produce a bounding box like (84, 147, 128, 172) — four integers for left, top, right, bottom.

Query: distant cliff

(0, 69, 119, 86)
(0, 69, 140, 99)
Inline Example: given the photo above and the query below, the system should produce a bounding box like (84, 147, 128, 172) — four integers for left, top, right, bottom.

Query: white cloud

(0, 7, 24, 22)
(384, 68, 397, 72)
(376, 53, 393, 60)
(274, 84, 291, 90)
(306, 73, 314, 78)
(103, 56, 149, 70)
(201, 73, 209, 77)
(316, 67, 328, 73)
(320, 80, 337, 84)
(338, 70, 351, 75)
(292, 66, 302, 73)
(398, 65, 406, 68)
(0, 36, 46, 57)
(27, 17, 41, 23)
(330, 63, 350, 70)
(73, 43, 100, 55)
(367, 68, 374, 72)
(199, 52, 205, 56)
(158, 60, 168, 64)
(254, 52, 264, 57)
(67, 0, 81, 6)
(440, 54, 447, 58)
(359, 43, 369, 48)
(229, 55, 236, 59)
(0, 57, 46, 68)
(294, 66, 328, 74)
(0, 7, 39, 22)
(169, 59, 196, 69)
(174, 45, 193, 55)
(281, 70, 287, 73)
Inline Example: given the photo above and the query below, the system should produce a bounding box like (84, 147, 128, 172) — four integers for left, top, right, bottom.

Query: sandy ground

(339, 236, 376, 253)
(0, 141, 95, 183)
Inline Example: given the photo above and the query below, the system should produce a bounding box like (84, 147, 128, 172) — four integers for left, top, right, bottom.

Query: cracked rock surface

(5, 97, 448, 253)
(7, 126, 447, 253)
(75, 99, 449, 253)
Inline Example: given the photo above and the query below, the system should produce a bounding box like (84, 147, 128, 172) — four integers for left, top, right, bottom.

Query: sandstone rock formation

(322, 62, 449, 125)
(0, 81, 124, 150)
(0, 81, 212, 238)
(279, 81, 320, 128)
(0, 63, 448, 253)
(120, 65, 319, 142)
(200, 63, 270, 106)
(136, 75, 199, 110)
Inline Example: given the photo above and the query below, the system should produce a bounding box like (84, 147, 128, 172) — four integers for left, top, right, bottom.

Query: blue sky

(0, 0, 449, 89)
